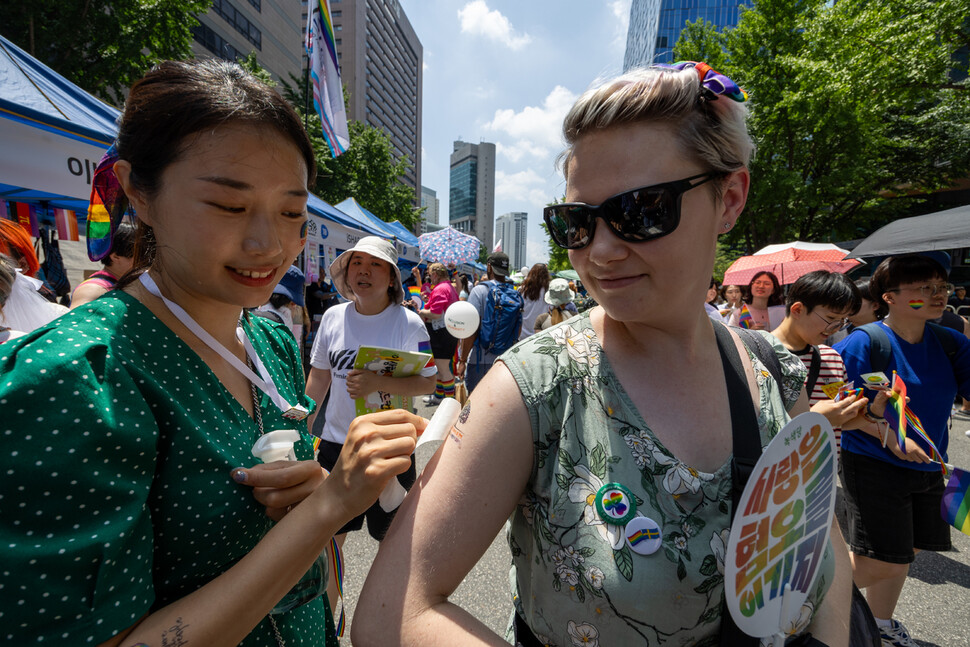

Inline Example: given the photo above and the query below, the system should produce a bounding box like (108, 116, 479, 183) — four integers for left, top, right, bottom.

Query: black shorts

(316, 440, 416, 541)
(839, 450, 951, 564)
(428, 324, 458, 360)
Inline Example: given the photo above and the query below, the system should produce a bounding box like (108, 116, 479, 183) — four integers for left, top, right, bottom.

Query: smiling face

(119, 123, 308, 313)
(346, 251, 394, 308)
(749, 274, 776, 300)
(565, 122, 747, 327)
(886, 279, 949, 320)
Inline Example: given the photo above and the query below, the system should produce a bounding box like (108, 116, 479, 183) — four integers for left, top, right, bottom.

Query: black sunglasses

(543, 172, 724, 250)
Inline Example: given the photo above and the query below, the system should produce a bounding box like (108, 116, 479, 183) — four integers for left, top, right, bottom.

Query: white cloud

(457, 1, 532, 50)
(609, 0, 632, 55)
(495, 169, 549, 205)
(484, 85, 576, 161)
(527, 237, 549, 266)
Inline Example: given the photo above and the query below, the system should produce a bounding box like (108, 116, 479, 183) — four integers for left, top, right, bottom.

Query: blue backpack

(855, 321, 958, 376)
(475, 280, 524, 357)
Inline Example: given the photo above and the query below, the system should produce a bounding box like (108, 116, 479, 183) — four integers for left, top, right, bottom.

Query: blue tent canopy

(335, 198, 397, 237)
(384, 219, 419, 246)
(307, 194, 387, 237)
(0, 34, 120, 211)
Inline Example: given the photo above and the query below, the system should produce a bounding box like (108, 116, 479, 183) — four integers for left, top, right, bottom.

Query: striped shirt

(793, 344, 848, 456)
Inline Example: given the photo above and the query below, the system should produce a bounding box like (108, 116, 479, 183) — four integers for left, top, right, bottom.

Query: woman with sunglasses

(833, 254, 970, 647)
(728, 270, 786, 331)
(354, 63, 850, 646)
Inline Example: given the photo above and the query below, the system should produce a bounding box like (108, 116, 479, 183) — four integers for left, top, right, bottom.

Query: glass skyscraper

(624, 0, 744, 70)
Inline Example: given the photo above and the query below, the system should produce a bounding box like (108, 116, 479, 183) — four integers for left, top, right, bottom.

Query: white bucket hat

(544, 278, 576, 307)
(328, 236, 404, 304)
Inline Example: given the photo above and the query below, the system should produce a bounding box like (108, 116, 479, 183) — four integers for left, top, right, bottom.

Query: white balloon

(444, 301, 480, 339)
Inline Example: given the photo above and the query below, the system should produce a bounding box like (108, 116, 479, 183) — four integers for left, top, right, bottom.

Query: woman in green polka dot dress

(0, 60, 424, 646)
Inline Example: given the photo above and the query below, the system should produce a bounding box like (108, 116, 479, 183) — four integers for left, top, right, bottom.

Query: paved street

(336, 405, 970, 646)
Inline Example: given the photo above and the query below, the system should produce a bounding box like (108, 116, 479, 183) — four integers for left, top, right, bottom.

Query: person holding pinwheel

(833, 253, 970, 647)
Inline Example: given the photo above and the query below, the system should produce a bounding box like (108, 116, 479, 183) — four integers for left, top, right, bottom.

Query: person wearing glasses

(768, 270, 875, 458)
(353, 63, 851, 646)
(832, 254, 970, 647)
(728, 270, 786, 330)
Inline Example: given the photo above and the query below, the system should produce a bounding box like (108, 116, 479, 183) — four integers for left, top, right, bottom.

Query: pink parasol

(418, 226, 482, 265)
(723, 242, 861, 286)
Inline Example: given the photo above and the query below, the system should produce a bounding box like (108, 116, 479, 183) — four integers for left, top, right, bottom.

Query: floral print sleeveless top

(501, 315, 833, 646)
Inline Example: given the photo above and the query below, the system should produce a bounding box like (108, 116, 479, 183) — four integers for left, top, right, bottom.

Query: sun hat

(545, 278, 576, 307)
(328, 236, 404, 304)
(272, 265, 306, 307)
(487, 251, 510, 277)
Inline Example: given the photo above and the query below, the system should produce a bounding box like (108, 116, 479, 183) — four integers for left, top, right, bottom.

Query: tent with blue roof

(0, 33, 119, 213)
(335, 197, 421, 263)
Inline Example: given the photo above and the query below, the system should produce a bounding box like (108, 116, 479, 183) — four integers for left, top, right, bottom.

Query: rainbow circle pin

(594, 482, 637, 525)
(624, 515, 663, 556)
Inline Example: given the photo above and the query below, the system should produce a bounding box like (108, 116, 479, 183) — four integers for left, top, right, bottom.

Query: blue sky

(396, 0, 633, 268)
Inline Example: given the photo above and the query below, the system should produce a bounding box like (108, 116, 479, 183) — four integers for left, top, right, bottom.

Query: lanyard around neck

(139, 273, 308, 421)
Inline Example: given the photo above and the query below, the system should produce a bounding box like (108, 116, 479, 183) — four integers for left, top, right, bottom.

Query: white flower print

(783, 600, 815, 636)
(662, 461, 714, 496)
(673, 534, 688, 551)
(550, 325, 600, 368)
(556, 563, 580, 586)
(710, 528, 730, 575)
(566, 465, 625, 549)
(585, 566, 605, 590)
(567, 620, 600, 646)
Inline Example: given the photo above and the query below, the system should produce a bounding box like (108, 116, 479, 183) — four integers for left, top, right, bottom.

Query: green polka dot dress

(0, 291, 336, 645)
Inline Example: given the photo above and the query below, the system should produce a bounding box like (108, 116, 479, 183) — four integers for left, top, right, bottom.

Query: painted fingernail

(231, 469, 247, 483)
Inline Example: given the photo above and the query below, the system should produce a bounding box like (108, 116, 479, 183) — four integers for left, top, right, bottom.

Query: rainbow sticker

(594, 482, 637, 525)
(908, 300, 925, 309)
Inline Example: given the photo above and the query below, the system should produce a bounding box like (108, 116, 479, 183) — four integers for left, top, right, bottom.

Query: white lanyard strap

(139, 273, 308, 420)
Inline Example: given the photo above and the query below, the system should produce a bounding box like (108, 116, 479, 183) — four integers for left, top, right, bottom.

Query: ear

(112, 160, 153, 227)
(717, 167, 750, 234)
(882, 292, 895, 306)
(789, 301, 805, 317)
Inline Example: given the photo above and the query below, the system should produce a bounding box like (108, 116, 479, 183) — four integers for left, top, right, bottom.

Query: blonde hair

(560, 66, 753, 186)
(428, 262, 449, 280)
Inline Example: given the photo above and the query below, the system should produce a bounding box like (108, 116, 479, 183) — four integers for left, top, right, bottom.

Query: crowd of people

(1, 58, 969, 647)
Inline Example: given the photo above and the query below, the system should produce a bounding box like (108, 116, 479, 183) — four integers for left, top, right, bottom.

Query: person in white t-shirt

(305, 236, 437, 617)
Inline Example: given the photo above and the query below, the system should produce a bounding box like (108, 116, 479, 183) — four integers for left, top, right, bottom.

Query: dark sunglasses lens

(607, 188, 677, 241)
(545, 206, 593, 249)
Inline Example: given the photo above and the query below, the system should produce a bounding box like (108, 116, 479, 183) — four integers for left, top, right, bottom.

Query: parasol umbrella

(846, 204, 970, 259)
(418, 227, 482, 265)
(723, 241, 860, 286)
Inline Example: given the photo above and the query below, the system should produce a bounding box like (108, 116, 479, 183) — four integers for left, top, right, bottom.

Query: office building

(420, 185, 439, 225)
(624, 0, 743, 69)
(190, 0, 304, 84)
(329, 0, 423, 197)
(495, 211, 527, 271)
(449, 140, 496, 250)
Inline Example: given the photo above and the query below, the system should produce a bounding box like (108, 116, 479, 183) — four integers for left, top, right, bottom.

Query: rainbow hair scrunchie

(657, 61, 748, 103)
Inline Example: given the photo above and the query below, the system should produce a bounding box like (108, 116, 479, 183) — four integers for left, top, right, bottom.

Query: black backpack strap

(804, 345, 822, 398)
(733, 327, 785, 391)
(926, 322, 959, 372)
(712, 322, 762, 647)
(856, 322, 892, 375)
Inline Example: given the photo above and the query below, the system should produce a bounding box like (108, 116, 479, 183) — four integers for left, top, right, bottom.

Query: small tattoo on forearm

(458, 402, 471, 425)
(450, 402, 470, 447)
(161, 617, 190, 647)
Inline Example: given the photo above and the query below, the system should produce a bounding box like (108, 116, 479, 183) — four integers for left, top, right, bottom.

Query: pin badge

(624, 516, 663, 556)
(594, 482, 637, 526)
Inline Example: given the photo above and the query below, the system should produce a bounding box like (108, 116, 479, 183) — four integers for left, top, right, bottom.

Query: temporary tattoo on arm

(160, 617, 190, 647)
(450, 401, 470, 447)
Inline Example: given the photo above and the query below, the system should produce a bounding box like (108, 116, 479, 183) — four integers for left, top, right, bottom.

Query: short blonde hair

(560, 66, 753, 183)
(428, 262, 449, 280)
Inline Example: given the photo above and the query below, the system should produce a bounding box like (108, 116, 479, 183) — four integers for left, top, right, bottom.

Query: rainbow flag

(737, 304, 753, 329)
(883, 372, 908, 452)
(305, 0, 350, 156)
(408, 285, 424, 308)
(54, 209, 79, 241)
(942, 467, 970, 536)
(902, 407, 948, 476)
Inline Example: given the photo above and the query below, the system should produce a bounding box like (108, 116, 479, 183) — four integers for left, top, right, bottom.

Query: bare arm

(97, 409, 424, 647)
(353, 362, 534, 647)
(69, 282, 107, 308)
(345, 370, 437, 399)
(806, 520, 852, 647)
(305, 367, 332, 433)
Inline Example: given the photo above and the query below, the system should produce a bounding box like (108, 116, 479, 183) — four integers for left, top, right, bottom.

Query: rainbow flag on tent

(737, 304, 753, 329)
(942, 467, 970, 536)
(54, 209, 79, 241)
(305, 0, 350, 157)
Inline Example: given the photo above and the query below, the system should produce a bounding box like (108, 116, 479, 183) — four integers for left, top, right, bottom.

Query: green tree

(5, 0, 211, 105)
(281, 74, 421, 229)
(673, 0, 970, 250)
(672, 18, 728, 70)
